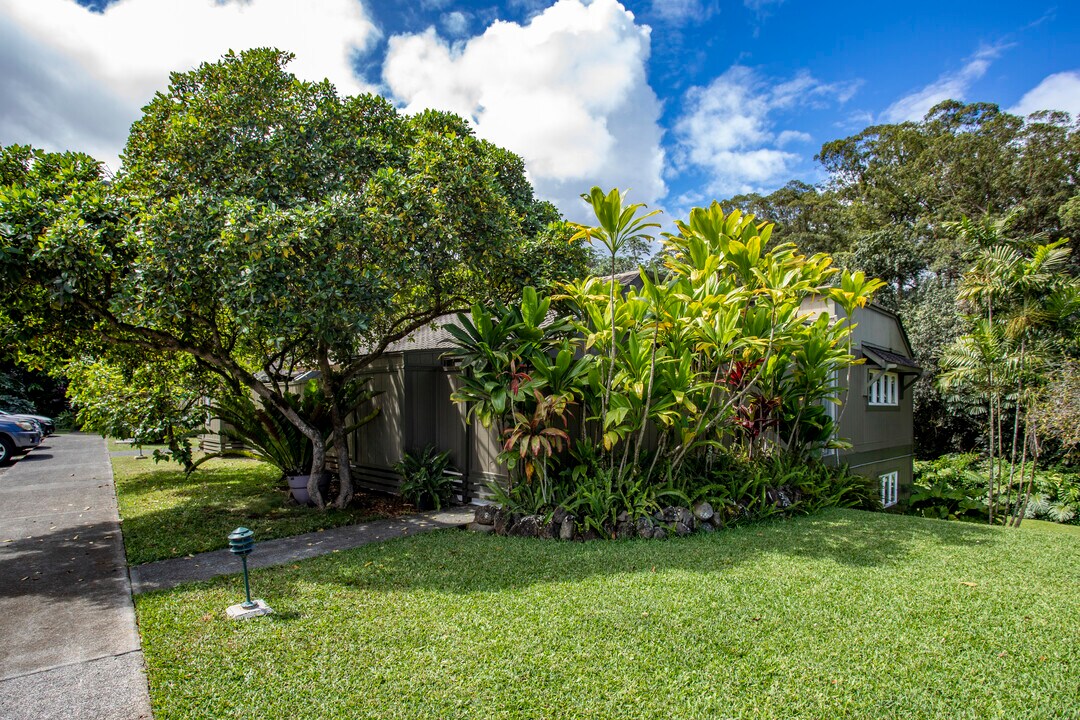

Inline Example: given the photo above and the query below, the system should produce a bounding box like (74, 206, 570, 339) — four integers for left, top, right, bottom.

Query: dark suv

(0, 416, 42, 465)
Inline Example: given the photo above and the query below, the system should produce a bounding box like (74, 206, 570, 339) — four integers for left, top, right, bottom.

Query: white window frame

(868, 371, 898, 406)
(880, 471, 898, 508)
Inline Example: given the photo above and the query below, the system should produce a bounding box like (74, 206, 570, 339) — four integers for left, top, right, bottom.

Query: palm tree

(941, 218, 1076, 525)
(939, 318, 1014, 522)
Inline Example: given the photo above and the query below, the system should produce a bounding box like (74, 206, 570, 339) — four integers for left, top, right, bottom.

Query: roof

(384, 315, 460, 352)
(862, 344, 922, 375)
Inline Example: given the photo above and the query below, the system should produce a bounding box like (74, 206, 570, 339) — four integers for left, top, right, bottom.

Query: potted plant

(394, 446, 455, 511)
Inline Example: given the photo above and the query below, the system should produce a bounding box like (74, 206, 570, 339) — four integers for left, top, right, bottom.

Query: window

(868, 371, 898, 406)
(880, 471, 898, 508)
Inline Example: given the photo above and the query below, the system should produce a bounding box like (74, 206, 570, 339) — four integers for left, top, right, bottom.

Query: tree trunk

(238, 367, 326, 508)
(1004, 342, 1025, 520)
(319, 352, 356, 509)
(1009, 422, 1031, 527)
(987, 393, 995, 524)
(1013, 435, 1040, 529)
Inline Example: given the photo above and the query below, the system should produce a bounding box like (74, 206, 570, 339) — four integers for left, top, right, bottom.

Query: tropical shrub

(912, 453, 1080, 525)
(446, 188, 885, 536)
(394, 446, 455, 511)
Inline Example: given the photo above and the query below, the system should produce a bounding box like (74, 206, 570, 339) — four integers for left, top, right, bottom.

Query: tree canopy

(0, 48, 586, 507)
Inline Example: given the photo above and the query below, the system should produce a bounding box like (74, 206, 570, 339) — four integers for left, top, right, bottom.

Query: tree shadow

(152, 508, 1004, 609)
(111, 456, 411, 564)
(0, 518, 131, 613)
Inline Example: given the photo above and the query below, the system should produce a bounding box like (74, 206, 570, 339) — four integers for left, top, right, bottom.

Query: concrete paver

(0, 433, 152, 720)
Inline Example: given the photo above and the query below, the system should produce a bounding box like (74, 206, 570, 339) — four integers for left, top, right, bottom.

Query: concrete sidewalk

(130, 505, 473, 594)
(0, 433, 152, 720)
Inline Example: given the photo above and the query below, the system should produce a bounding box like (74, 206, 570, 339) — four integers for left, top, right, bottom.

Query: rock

(660, 506, 679, 523)
(493, 508, 512, 535)
(708, 514, 724, 530)
(651, 527, 668, 540)
(580, 528, 600, 542)
(616, 510, 631, 523)
(559, 517, 575, 541)
(467, 522, 495, 534)
(674, 507, 695, 529)
(636, 517, 655, 539)
(674, 521, 693, 537)
(653, 509, 666, 523)
(552, 507, 570, 525)
(541, 519, 558, 540)
(766, 486, 793, 509)
(698, 521, 715, 533)
(615, 521, 636, 540)
(693, 502, 714, 522)
(509, 514, 543, 537)
(473, 505, 497, 525)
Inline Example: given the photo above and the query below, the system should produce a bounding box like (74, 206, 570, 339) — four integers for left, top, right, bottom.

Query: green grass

(1016, 518, 1080, 536)
(107, 437, 172, 453)
(135, 509, 1080, 719)
(112, 454, 399, 565)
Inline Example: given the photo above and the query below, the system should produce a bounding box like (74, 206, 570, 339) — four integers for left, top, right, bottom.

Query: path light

(225, 527, 273, 620)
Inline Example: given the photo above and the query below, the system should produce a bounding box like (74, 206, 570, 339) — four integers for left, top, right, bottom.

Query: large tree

(1, 48, 578, 507)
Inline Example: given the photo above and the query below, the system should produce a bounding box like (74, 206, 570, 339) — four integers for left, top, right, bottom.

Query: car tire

(0, 436, 14, 466)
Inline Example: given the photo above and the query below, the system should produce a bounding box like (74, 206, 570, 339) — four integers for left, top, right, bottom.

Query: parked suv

(0, 410, 54, 436)
(0, 416, 42, 465)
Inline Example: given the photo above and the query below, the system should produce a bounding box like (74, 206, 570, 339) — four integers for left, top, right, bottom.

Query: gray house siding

(808, 300, 919, 509)
(346, 350, 507, 503)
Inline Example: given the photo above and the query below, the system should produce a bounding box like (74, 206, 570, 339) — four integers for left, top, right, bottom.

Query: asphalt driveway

(0, 433, 152, 720)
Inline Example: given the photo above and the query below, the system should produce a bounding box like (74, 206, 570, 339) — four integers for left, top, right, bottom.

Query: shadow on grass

(162, 508, 1025, 609)
(112, 456, 408, 564)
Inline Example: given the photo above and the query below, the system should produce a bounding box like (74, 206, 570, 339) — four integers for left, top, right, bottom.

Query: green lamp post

(228, 527, 257, 610)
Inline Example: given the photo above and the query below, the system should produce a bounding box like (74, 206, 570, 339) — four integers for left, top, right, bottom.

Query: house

(801, 297, 921, 509)
(340, 296, 920, 509)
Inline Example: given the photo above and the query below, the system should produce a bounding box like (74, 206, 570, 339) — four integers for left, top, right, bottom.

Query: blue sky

(1, 0, 1077, 222)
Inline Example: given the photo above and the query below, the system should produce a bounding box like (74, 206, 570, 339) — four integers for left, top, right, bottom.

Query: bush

(394, 446, 455, 511)
(492, 447, 874, 538)
(912, 453, 1080, 525)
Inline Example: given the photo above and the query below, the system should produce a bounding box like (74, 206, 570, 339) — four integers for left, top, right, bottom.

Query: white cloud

(882, 45, 1003, 123)
(776, 129, 811, 147)
(675, 66, 854, 196)
(440, 11, 470, 37)
(1009, 70, 1080, 118)
(382, 0, 666, 222)
(0, 0, 380, 170)
(744, 0, 783, 10)
(650, 0, 710, 24)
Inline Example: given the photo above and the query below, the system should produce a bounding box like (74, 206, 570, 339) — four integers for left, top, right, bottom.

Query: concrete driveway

(0, 433, 152, 720)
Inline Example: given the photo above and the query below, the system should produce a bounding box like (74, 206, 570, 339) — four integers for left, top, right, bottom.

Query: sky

(1, 0, 1078, 223)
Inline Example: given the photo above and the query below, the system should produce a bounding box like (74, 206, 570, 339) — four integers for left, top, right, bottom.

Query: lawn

(112, 454, 404, 565)
(134, 509, 1080, 719)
